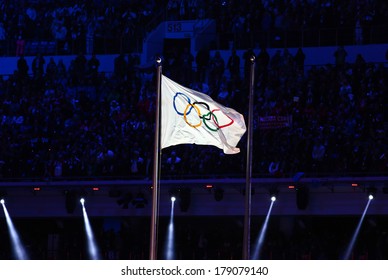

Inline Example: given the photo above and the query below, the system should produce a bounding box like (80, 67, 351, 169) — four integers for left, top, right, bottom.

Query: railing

(0, 171, 387, 184)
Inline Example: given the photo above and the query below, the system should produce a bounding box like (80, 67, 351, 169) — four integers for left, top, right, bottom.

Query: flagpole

(150, 57, 162, 260)
(243, 55, 255, 260)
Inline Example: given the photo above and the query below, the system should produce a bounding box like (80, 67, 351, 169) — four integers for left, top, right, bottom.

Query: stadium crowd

(1, 0, 388, 55)
(0, 43, 387, 180)
(0, 0, 387, 179)
(0, 0, 387, 262)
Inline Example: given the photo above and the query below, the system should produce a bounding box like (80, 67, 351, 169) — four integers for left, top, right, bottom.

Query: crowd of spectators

(1, 0, 388, 56)
(0, 0, 166, 55)
(0, 0, 387, 262)
(0, 0, 387, 181)
(0, 43, 387, 181)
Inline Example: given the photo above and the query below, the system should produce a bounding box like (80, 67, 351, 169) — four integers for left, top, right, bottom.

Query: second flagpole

(243, 55, 255, 260)
(150, 57, 162, 260)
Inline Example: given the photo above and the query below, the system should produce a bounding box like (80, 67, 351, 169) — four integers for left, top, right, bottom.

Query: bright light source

(80, 198, 85, 204)
(171, 196, 176, 202)
(0, 199, 4, 204)
(369, 194, 374, 200)
(269, 188, 278, 202)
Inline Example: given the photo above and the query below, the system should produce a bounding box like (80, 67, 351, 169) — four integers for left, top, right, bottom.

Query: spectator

(334, 46, 347, 70)
(195, 45, 210, 83)
(0, 22, 5, 56)
(114, 53, 127, 81)
(209, 51, 225, 96)
(226, 48, 241, 87)
(130, 150, 145, 176)
(32, 53, 45, 79)
(17, 54, 29, 77)
(45, 57, 58, 81)
(165, 150, 182, 177)
(16, 35, 25, 57)
(53, 20, 68, 54)
(179, 47, 194, 86)
(294, 48, 306, 72)
(87, 53, 100, 85)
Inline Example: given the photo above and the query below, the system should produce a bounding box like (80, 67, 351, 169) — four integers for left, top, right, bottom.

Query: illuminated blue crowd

(0, 45, 387, 180)
(0, 0, 387, 261)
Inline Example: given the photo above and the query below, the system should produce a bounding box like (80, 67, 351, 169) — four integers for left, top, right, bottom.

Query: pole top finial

(250, 55, 256, 63)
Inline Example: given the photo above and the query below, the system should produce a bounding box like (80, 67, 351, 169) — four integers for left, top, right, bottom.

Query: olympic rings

(172, 92, 235, 131)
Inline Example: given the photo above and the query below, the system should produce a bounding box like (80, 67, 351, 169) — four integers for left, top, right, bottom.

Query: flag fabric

(161, 75, 246, 154)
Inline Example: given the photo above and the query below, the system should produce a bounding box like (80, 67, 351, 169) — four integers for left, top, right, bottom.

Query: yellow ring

(183, 104, 202, 128)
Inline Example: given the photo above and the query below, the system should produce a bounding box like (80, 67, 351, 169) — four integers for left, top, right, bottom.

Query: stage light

(367, 187, 376, 200)
(80, 198, 85, 204)
(269, 187, 278, 202)
(169, 188, 179, 201)
(1, 199, 28, 259)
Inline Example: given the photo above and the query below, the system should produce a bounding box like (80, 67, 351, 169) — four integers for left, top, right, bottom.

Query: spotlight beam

(1, 202, 29, 260)
(343, 198, 372, 260)
(251, 200, 275, 260)
(164, 199, 175, 260)
(81, 200, 100, 260)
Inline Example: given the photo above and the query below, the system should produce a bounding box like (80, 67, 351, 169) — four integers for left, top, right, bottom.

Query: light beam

(80, 199, 100, 260)
(251, 199, 275, 259)
(343, 198, 373, 260)
(164, 198, 175, 260)
(1, 201, 29, 260)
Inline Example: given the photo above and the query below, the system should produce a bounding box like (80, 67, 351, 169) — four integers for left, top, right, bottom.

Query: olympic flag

(161, 75, 246, 154)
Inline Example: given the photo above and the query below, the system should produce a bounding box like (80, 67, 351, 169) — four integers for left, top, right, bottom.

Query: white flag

(161, 75, 246, 154)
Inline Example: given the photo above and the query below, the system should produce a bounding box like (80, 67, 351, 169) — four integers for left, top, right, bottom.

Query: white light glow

(343, 198, 372, 259)
(1, 202, 28, 259)
(251, 200, 275, 260)
(171, 196, 176, 202)
(81, 203, 100, 260)
(164, 198, 175, 260)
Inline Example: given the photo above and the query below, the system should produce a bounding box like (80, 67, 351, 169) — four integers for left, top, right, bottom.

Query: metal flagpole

(243, 55, 255, 260)
(150, 58, 162, 260)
